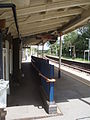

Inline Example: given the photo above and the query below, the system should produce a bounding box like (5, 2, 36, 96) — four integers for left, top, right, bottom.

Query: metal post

(73, 45, 76, 58)
(58, 35, 62, 78)
(49, 82, 54, 102)
(70, 46, 72, 56)
(31, 46, 32, 56)
(13, 39, 19, 83)
(37, 45, 39, 57)
(86, 38, 90, 61)
(19, 42, 22, 69)
(89, 39, 90, 61)
(10, 43, 13, 75)
(25, 48, 27, 61)
(42, 42, 44, 58)
(88, 50, 89, 61)
(49, 65, 54, 102)
(89, 39, 90, 50)
(84, 50, 85, 61)
(56, 44, 57, 56)
(5, 40, 9, 81)
(0, 31, 3, 79)
(88, 50, 90, 61)
(5, 40, 10, 94)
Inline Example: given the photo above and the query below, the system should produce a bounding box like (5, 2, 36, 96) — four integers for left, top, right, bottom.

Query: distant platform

(46, 55, 90, 64)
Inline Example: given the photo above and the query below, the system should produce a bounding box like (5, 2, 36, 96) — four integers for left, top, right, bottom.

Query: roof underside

(0, 0, 90, 45)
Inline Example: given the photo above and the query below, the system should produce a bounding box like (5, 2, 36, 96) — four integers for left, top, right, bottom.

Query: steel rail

(46, 56, 90, 74)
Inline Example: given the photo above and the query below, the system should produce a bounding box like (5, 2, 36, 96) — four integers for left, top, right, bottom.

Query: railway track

(46, 55, 90, 74)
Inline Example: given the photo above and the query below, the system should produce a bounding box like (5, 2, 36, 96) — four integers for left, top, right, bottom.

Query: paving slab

(41, 61, 90, 120)
(5, 63, 61, 120)
(6, 62, 90, 120)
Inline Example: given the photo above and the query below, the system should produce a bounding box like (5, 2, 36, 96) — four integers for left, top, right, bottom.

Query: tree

(62, 24, 90, 58)
(47, 40, 60, 56)
(63, 31, 78, 57)
(46, 24, 90, 58)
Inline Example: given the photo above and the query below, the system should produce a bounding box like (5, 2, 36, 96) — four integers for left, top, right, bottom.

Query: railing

(31, 56, 56, 102)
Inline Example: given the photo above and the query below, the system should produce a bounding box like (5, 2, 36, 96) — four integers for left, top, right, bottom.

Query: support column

(42, 42, 44, 58)
(0, 31, 3, 79)
(31, 46, 33, 56)
(84, 51, 85, 61)
(13, 38, 20, 83)
(56, 44, 57, 56)
(88, 51, 89, 61)
(0, 20, 7, 119)
(37, 45, 39, 57)
(19, 42, 22, 70)
(5, 40, 9, 81)
(89, 39, 90, 61)
(5, 40, 10, 94)
(58, 34, 62, 78)
(10, 44, 13, 75)
(49, 65, 54, 102)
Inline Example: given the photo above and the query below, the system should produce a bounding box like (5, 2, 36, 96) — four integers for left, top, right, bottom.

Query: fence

(31, 56, 55, 102)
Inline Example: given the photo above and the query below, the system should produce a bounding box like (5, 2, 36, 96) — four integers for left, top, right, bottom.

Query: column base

(0, 109, 7, 120)
(40, 86, 57, 114)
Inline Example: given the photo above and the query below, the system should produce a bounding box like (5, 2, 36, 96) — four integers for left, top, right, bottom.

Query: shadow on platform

(8, 63, 43, 108)
(54, 67, 90, 105)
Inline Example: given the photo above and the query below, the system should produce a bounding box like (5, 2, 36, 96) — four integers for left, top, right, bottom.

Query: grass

(46, 54, 90, 63)
(62, 56, 90, 63)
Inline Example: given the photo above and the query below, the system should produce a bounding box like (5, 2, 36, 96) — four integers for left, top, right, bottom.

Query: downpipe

(0, 3, 20, 38)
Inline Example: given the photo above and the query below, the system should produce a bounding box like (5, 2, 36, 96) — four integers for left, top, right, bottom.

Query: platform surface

(46, 61, 90, 120)
(6, 62, 90, 120)
(6, 63, 48, 120)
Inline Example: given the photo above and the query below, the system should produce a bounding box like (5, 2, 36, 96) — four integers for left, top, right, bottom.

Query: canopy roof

(0, 0, 90, 45)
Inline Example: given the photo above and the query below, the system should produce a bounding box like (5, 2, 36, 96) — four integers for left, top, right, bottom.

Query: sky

(31, 42, 49, 50)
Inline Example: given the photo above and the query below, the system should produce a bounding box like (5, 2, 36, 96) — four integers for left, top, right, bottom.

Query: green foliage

(47, 40, 60, 56)
(63, 31, 78, 57)
(63, 24, 90, 58)
(47, 24, 90, 59)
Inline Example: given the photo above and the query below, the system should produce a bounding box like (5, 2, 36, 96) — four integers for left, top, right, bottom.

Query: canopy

(0, 0, 90, 45)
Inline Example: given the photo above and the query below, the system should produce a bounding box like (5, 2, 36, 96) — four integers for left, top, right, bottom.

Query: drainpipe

(0, 3, 20, 38)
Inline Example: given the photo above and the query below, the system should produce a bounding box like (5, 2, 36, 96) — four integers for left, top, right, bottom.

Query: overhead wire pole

(58, 33, 62, 78)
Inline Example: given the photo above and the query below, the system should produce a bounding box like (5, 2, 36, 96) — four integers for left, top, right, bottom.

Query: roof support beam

(0, 0, 90, 19)
(12, 22, 62, 35)
(22, 37, 42, 45)
(6, 8, 82, 28)
(12, 24, 60, 37)
(9, 16, 69, 32)
(59, 7, 90, 34)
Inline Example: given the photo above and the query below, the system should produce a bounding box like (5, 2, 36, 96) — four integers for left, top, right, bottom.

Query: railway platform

(0, 1, 90, 119)
(5, 63, 49, 120)
(5, 58, 60, 120)
(53, 67, 90, 120)
(49, 59, 90, 86)
(5, 58, 90, 120)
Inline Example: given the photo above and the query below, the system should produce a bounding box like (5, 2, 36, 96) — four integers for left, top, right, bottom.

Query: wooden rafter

(0, 0, 90, 45)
